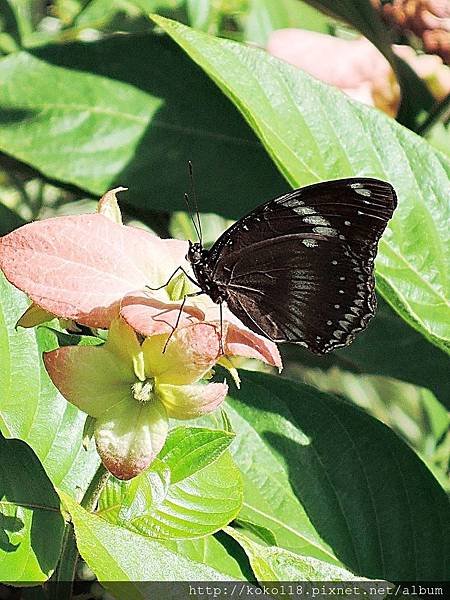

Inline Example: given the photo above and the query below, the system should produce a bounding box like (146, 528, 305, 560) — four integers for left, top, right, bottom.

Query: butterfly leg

(145, 266, 200, 293)
(219, 302, 224, 355)
(162, 291, 204, 353)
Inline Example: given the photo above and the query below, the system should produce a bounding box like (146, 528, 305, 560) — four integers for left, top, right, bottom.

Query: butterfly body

(188, 242, 227, 304)
(187, 178, 397, 355)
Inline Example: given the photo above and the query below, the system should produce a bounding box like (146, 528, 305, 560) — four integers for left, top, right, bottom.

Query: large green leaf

(163, 535, 246, 579)
(154, 16, 450, 356)
(0, 0, 21, 51)
(0, 202, 25, 235)
(0, 272, 99, 495)
(201, 405, 340, 567)
(284, 297, 450, 408)
(61, 491, 234, 595)
(228, 528, 361, 581)
(0, 33, 285, 217)
(99, 427, 243, 539)
(0, 436, 64, 583)
(224, 371, 450, 580)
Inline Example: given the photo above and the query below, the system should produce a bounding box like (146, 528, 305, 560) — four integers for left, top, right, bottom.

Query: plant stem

(416, 93, 450, 136)
(48, 522, 79, 600)
(81, 462, 110, 511)
(49, 462, 110, 600)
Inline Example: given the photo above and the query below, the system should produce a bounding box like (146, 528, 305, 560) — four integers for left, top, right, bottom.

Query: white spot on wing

(302, 239, 318, 248)
(313, 226, 338, 236)
(355, 188, 372, 197)
(293, 206, 315, 215)
(304, 215, 330, 226)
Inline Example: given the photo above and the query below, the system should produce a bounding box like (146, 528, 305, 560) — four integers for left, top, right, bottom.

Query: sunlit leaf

(155, 16, 450, 356)
(99, 427, 243, 539)
(228, 528, 361, 581)
(60, 491, 234, 594)
(0, 35, 285, 217)
(0, 272, 99, 495)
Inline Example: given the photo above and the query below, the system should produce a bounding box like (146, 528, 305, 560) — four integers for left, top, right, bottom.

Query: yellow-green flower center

(131, 379, 155, 403)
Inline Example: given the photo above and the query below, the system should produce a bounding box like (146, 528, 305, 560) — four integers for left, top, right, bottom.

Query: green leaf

(284, 297, 450, 409)
(0, 34, 286, 217)
(163, 535, 246, 579)
(197, 410, 340, 566)
(41, 326, 105, 348)
(0, 201, 25, 235)
(228, 527, 361, 581)
(169, 210, 235, 249)
(99, 427, 243, 539)
(224, 371, 450, 580)
(154, 16, 450, 356)
(234, 518, 277, 546)
(426, 122, 450, 159)
(337, 298, 450, 404)
(243, 0, 330, 46)
(0, 0, 21, 50)
(60, 490, 235, 593)
(0, 272, 100, 495)
(158, 426, 235, 482)
(186, 0, 215, 32)
(0, 436, 64, 583)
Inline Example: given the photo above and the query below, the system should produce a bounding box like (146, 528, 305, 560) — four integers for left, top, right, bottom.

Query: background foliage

(0, 0, 449, 596)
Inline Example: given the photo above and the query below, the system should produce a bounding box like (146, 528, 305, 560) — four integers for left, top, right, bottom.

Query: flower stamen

(132, 379, 155, 402)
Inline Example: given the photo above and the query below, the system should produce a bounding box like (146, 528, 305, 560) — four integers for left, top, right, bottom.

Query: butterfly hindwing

(206, 178, 396, 354)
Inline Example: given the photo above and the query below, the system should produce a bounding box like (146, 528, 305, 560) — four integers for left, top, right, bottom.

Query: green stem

(49, 462, 110, 600)
(48, 522, 79, 600)
(416, 93, 450, 136)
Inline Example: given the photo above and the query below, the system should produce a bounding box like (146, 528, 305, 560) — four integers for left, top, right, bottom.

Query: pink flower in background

(267, 28, 450, 117)
(267, 29, 400, 116)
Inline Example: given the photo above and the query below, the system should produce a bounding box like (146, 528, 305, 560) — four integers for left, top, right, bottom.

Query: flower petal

(143, 323, 221, 385)
(43, 318, 142, 417)
(0, 214, 189, 328)
(95, 398, 168, 480)
(106, 317, 145, 382)
(199, 302, 281, 368)
(224, 323, 282, 369)
(97, 187, 126, 223)
(120, 291, 204, 337)
(157, 381, 228, 420)
(44, 346, 133, 418)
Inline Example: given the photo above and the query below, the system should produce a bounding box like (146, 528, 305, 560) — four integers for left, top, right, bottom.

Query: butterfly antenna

(188, 160, 203, 245)
(184, 192, 201, 242)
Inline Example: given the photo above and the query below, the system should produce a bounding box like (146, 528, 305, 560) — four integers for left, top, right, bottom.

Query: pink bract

(0, 213, 189, 328)
(0, 202, 281, 369)
(121, 291, 282, 368)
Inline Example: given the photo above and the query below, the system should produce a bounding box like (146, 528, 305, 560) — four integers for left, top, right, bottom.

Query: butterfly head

(186, 240, 203, 265)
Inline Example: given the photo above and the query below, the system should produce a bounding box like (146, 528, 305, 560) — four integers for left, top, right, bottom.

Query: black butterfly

(183, 177, 397, 355)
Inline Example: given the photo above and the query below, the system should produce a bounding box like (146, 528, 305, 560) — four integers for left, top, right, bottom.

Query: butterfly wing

(208, 178, 397, 354)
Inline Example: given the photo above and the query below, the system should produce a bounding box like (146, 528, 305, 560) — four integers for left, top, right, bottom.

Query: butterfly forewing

(204, 178, 397, 354)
